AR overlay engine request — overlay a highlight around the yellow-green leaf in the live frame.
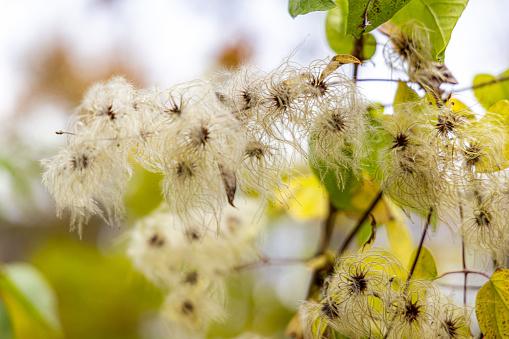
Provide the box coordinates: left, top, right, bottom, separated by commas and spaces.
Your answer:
408, 247, 437, 280
391, 0, 469, 61
487, 100, 509, 126
473, 70, 509, 109
0, 263, 63, 339
125, 164, 164, 217
326, 0, 376, 59
476, 269, 509, 339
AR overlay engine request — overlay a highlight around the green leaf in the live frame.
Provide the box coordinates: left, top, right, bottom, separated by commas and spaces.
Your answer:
0, 298, 13, 339
309, 133, 363, 210
0, 263, 62, 339
476, 269, 509, 339
358, 215, 377, 252
391, 0, 469, 61
409, 247, 437, 280
473, 69, 509, 109
325, 0, 376, 59
310, 157, 361, 211
346, 0, 412, 38
289, 0, 336, 18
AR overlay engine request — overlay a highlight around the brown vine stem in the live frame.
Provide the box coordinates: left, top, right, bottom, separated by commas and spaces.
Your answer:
305, 198, 338, 300
319, 199, 338, 254
435, 270, 491, 280
407, 207, 434, 282
234, 256, 308, 271
453, 75, 509, 93
338, 191, 383, 256
352, 36, 365, 80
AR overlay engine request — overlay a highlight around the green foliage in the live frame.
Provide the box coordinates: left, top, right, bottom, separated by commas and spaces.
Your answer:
0, 295, 13, 339
409, 247, 437, 280
209, 272, 294, 337
391, 0, 469, 61
473, 69, 509, 109
289, 0, 336, 18
476, 269, 509, 339
357, 215, 376, 252
346, 0, 411, 38
31, 239, 163, 339
325, 0, 376, 59
309, 136, 362, 211
363, 104, 392, 179
0, 263, 62, 339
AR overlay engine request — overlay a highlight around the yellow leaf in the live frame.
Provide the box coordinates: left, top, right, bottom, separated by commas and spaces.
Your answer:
285, 313, 304, 339
350, 180, 391, 224
384, 201, 413, 267
408, 247, 437, 280
476, 269, 509, 339
446, 98, 476, 119
287, 174, 328, 220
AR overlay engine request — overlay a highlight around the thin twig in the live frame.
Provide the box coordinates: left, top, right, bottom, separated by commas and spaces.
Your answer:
234, 256, 308, 271
318, 199, 338, 254
355, 78, 402, 83
436, 270, 491, 280
305, 197, 338, 299
338, 191, 383, 255
460, 203, 468, 309
407, 207, 433, 282
436, 282, 485, 290
453, 75, 509, 93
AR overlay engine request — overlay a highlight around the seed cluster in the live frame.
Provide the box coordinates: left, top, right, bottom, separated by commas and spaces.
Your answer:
41, 35, 509, 337
301, 251, 472, 339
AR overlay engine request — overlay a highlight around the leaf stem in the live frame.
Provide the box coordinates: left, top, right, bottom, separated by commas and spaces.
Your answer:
338, 191, 383, 255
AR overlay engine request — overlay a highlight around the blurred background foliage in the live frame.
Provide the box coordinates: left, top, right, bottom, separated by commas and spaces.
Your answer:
0, 2, 317, 337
